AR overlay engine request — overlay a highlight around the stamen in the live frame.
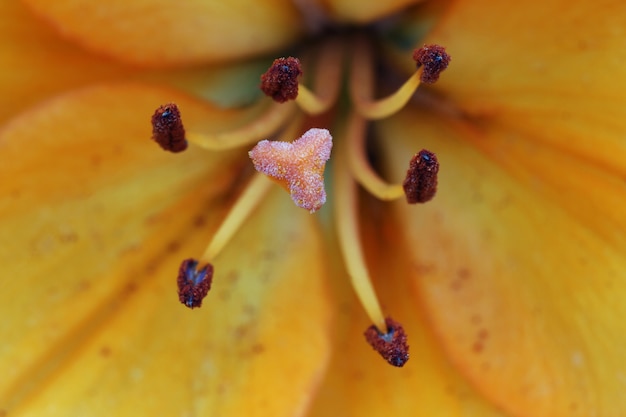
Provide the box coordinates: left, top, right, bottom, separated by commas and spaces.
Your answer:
249, 128, 332, 213
403, 149, 439, 203
349, 37, 422, 120
346, 112, 405, 201
413, 44, 451, 84
177, 259, 213, 309
364, 317, 410, 367
185, 101, 298, 151
350, 39, 451, 120
260, 57, 303, 103
334, 138, 388, 334
259, 42, 343, 116
151, 103, 188, 152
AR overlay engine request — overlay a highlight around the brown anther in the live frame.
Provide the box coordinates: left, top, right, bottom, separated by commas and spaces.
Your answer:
260, 57, 303, 103
403, 149, 439, 204
364, 317, 409, 367
413, 45, 451, 84
177, 258, 213, 309
151, 103, 188, 153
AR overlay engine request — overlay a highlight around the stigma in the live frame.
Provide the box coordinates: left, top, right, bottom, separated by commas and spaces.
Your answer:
249, 128, 332, 213
148, 37, 450, 367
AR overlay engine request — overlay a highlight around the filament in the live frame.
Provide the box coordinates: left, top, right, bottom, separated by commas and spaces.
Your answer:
187, 101, 297, 151
349, 36, 423, 120
334, 135, 388, 334
346, 112, 404, 200
295, 39, 344, 115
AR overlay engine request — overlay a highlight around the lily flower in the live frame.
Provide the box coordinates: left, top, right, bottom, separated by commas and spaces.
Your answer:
1, 0, 626, 416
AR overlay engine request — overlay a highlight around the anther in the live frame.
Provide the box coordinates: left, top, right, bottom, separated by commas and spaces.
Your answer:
403, 149, 439, 204
364, 317, 410, 367
151, 103, 188, 153
413, 45, 451, 84
177, 258, 213, 309
249, 128, 332, 213
260, 57, 303, 103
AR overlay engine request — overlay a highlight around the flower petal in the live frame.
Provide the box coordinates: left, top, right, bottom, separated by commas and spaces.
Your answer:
306, 210, 508, 417
23, 0, 306, 66
424, 0, 626, 176
0, 1, 134, 124
0, 84, 332, 415
0, 2, 268, 124
379, 109, 626, 417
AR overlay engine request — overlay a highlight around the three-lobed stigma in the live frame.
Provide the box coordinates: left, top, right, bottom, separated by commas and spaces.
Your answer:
249, 128, 333, 213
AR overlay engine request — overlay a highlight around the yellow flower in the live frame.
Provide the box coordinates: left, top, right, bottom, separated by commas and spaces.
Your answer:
2, 0, 626, 416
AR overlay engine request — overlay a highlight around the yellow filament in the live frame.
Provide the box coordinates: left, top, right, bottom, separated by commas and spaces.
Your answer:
295, 85, 330, 115
346, 112, 404, 200
186, 101, 297, 151
199, 173, 273, 263
334, 137, 388, 334
198, 118, 303, 263
350, 37, 423, 120
295, 39, 343, 115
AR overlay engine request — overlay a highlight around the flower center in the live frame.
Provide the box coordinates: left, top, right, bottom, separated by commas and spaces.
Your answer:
149, 33, 450, 367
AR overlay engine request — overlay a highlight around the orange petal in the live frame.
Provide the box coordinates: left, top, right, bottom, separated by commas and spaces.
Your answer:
23, 0, 306, 67
0, 84, 332, 415
422, 0, 626, 176
0, 2, 269, 124
320, 0, 425, 23
378, 108, 626, 417
0, 1, 136, 124
307, 206, 509, 417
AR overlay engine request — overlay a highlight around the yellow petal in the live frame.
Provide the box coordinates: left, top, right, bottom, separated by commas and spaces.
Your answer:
424, 0, 626, 176
321, 0, 425, 23
23, 0, 306, 67
0, 84, 332, 415
0, 2, 269, 124
0, 1, 134, 124
378, 108, 626, 417
307, 213, 508, 417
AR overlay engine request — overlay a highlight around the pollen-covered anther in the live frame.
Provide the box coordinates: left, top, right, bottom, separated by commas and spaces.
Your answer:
249, 128, 332, 213
260, 57, 303, 103
403, 149, 439, 204
151, 103, 188, 153
364, 317, 410, 367
413, 44, 451, 84
152, 103, 187, 153
177, 258, 213, 309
